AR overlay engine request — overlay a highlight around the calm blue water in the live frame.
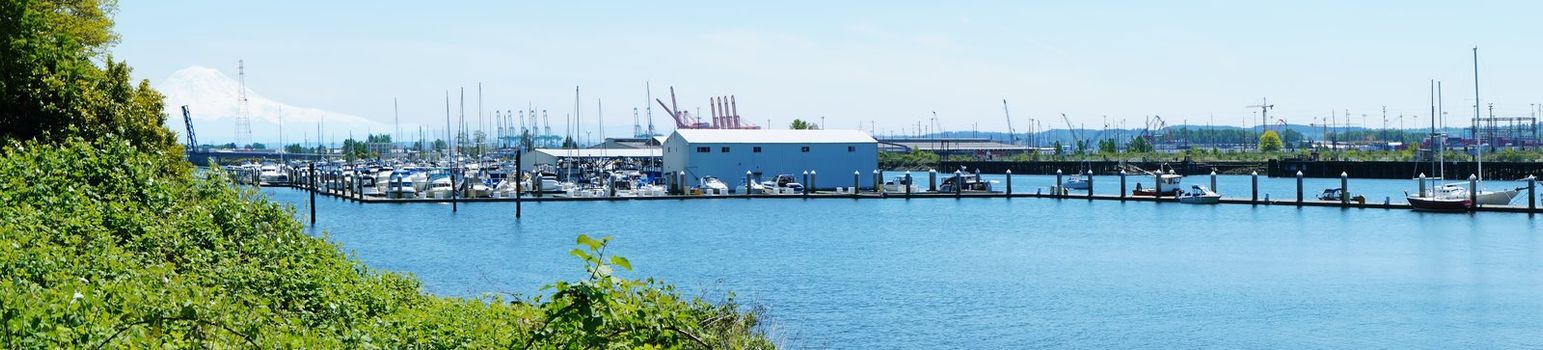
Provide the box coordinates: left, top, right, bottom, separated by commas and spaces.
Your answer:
261, 175, 1543, 349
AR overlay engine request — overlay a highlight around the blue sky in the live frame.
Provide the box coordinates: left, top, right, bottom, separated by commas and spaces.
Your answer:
114, 1, 1543, 142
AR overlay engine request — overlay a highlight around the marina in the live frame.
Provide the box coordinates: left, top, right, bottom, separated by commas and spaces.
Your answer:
247, 160, 1543, 213
258, 186, 1543, 348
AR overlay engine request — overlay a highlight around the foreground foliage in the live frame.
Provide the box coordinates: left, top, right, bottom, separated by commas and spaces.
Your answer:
0, 139, 773, 348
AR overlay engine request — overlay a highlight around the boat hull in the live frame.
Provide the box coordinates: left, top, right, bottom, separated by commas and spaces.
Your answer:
1406, 196, 1472, 212
1178, 196, 1220, 204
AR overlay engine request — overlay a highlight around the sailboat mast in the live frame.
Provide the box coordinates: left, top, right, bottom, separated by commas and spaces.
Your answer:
1430, 80, 1437, 183
1438, 81, 1445, 180
1472, 47, 1482, 183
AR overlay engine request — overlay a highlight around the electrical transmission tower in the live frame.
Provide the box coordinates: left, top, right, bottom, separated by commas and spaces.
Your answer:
235, 60, 253, 148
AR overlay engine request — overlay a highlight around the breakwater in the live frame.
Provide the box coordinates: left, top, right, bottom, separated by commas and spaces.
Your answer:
936, 160, 1263, 175
1267, 160, 1543, 179
931, 160, 1543, 180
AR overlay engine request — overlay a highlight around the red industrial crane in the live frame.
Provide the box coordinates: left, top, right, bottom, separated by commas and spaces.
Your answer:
654, 86, 761, 130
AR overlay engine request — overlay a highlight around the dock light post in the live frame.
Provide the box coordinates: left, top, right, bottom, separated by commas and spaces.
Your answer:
1469, 174, 1478, 209
515, 150, 522, 219
875, 169, 883, 194
810, 170, 817, 195
853, 170, 861, 197
308, 163, 316, 225
1528, 175, 1536, 212
1210, 170, 1218, 194
1340, 172, 1350, 207
802, 171, 809, 197
1251, 171, 1259, 205
1418, 173, 1427, 197
1295, 170, 1304, 206
746, 170, 754, 196
928, 168, 937, 192
954, 170, 963, 198
1119, 170, 1127, 200
1055, 169, 1064, 199
1087, 170, 1095, 199
1005, 169, 1013, 196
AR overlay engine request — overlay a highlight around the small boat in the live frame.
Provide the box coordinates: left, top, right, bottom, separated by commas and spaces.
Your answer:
1063, 175, 1090, 190
358, 173, 383, 197
462, 180, 492, 198
939, 172, 993, 193
1407, 184, 1472, 211
698, 176, 730, 195
424, 175, 455, 199
1131, 174, 1184, 197
258, 164, 289, 186
1177, 185, 1220, 204
385, 173, 417, 199
1316, 188, 1365, 203
1472, 184, 1522, 206
760, 174, 804, 195
882, 175, 920, 193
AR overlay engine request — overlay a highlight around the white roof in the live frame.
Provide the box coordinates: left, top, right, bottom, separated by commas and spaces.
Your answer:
533, 148, 661, 158
671, 129, 877, 144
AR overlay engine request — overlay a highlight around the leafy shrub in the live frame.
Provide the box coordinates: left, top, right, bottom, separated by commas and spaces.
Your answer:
0, 139, 772, 348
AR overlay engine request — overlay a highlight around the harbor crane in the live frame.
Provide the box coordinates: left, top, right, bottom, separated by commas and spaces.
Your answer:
180, 105, 197, 150
1246, 98, 1274, 129
653, 86, 760, 129
1002, 99, 1016, 144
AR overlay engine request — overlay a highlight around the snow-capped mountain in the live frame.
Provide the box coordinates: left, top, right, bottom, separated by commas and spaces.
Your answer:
157, 66, 388, 145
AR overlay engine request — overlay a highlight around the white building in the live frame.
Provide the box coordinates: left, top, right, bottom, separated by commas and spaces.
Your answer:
662, 129, 879, 189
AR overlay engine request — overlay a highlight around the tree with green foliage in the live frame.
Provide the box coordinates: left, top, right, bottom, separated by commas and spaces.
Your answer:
1127, 136, 1154, 153
789, 119, 815, 130
1052, 140, 1065, 156
0, 0, 179, 158
248, 142, 266, 150
1259, 130, 1284, 152
283, 143, 304, 153
1097, 139, 1117, 154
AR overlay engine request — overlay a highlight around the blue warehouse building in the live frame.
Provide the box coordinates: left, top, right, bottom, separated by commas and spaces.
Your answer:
662, 129, 879, 190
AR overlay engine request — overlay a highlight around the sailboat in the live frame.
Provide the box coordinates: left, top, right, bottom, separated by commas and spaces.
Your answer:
1464, 47, 1522, 206
1407, 80, 1471, 211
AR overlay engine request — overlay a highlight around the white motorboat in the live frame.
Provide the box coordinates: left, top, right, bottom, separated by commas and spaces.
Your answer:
939, 172, 993, 193
1177, 185, 1221, 204
463, 180, 493, 198
358, 173, 383, 197
1063, 173, 1090, 190
882, 175, 920, 193
424, 175, 455, 199
258, 164, 289, 186
385, 173, 417, 199
1133, 172, 1184, 197
698, 176, 730, 195
759, 174, 804, 195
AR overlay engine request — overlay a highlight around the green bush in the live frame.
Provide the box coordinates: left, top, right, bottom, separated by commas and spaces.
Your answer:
0, 139, 772, 348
